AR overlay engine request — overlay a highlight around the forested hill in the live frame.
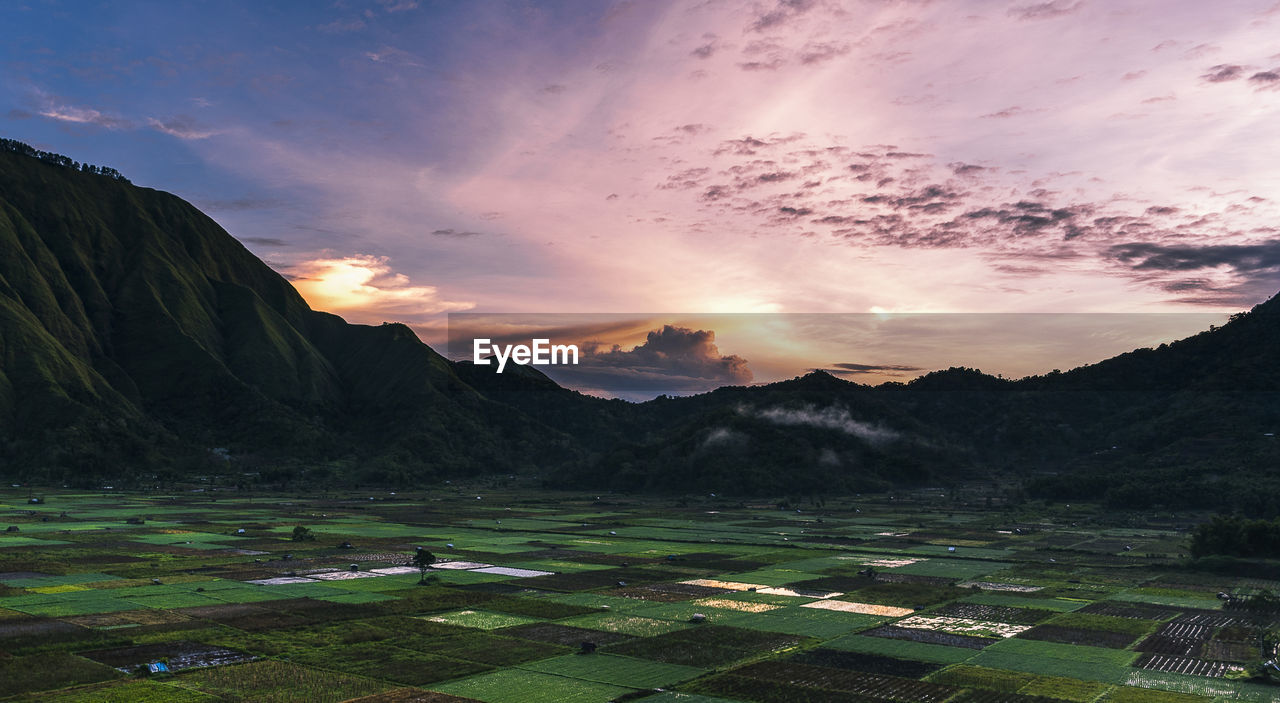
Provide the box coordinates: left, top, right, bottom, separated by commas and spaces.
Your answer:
0, 141, 579, 483
1, 140, 1277, 511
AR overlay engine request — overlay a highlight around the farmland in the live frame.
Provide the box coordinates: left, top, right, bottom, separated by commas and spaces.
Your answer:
2, 484, 1279, 701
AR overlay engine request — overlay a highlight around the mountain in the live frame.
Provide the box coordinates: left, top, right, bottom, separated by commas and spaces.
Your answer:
0, 140, 577, 484
1, 139, 1277, 511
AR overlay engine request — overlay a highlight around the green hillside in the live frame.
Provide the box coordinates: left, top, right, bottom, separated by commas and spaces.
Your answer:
0, 142, 575, 484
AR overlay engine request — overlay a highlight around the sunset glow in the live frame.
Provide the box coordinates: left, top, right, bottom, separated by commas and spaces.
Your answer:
5, 0, 1277, 390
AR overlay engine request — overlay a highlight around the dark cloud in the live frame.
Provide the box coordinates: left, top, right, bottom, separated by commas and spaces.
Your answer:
606, 193, 619, 201
950, 162, 986, 176
1108, 240, 1280, 273
239, 237, 289, 247
981, 106, 1033, 119
542, 325, 752, 394
864, 184, 964, 213
431, 228, 482, 238
799, 42, 851, 65
713, 135, 800, 156
664, 133, 1276, 304
960, 201, 1089, 238
691, 40, 717, 59
1250, 70, 1280, 89
749, 0, 817, 32
739, 59, 785, 72
757, 171, 796, 183
1202, 64, 1244, 82
541, 84, 567, 94
1122, 70, 1147, 81
817, 362, 925, 376
701, 185, 732, 201
7, 109, 33, 120
659, 167, 711, 190
1183, 43, 1220, 60
1007, 1, 1083, 20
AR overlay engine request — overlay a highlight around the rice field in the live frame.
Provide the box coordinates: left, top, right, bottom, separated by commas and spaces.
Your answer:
1, 484, 1277, 702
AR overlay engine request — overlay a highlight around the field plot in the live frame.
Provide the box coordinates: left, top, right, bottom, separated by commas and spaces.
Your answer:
430, 668, 632, 703
864, 623, 1000, 649
2, 487, 1279, 702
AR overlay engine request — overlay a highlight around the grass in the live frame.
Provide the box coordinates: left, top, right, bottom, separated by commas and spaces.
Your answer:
419, 609, 542, 630
429, 668, 633, 703
16, 680, 221, 702
0, 487, 1269, 703
0, 652, 122, 698
172, 660, 391, 702
519, 653, 707, 688
966, 638, 1138, 683
823, 633, 979, 664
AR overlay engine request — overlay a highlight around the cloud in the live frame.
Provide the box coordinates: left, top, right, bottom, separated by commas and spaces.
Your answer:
691, 37, 719, 59
239, 237, 289, 247
950, 162, 986, 176
1007, 1, 1083, 20
746, 404, 899, 444
147, 115, 221, 140
535, 325, 752, 395
364, 46, 424, 67
748, 0, 818, 32
1106, 241, 1280, 305
582, 325, 751, 381
739, 59, 785, 72
816, 362, 925, 377
1107, 240, 1280, 273
981, 106, 1038, 119
1250, 69, 1280, 89
1202, 64, 1244, 82
431, 228, 483, 238
376, 0, 419, 12
287, 255, 474, 322
798, 42, 851, 65
702, 427, 747, 449
37, 102, 132, 129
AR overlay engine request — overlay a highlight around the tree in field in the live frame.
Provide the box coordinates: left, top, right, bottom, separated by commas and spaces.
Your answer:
412, 547, 436, 584
291, 525, 315, 542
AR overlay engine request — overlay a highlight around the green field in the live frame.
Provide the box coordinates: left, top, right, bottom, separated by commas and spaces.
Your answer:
1, 485, 1277, 702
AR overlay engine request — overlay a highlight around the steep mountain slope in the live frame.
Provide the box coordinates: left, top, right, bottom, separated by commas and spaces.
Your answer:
0, 144, 573, 482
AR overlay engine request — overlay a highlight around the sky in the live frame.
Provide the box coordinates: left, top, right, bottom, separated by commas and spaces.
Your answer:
3, 0, 1279, 393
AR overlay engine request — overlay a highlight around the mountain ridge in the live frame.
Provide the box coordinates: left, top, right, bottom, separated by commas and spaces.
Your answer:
1, 140, 1277, 511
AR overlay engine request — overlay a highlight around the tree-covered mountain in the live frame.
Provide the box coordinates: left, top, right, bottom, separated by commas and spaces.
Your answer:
1, 140, 1277, 510
0, 141, 578, 485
